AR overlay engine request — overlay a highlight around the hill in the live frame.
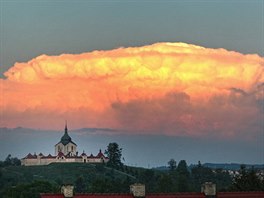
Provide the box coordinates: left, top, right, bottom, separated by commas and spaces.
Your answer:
1, 163, 136, 184
2, 161, 263, 197
0, 163, 140, 197
0, 162, 170, 197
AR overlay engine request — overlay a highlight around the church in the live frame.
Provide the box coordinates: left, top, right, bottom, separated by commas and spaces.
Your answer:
21, 124, 109, 166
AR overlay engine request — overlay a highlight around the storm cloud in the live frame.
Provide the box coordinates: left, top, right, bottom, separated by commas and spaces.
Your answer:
0, 42, 263, 139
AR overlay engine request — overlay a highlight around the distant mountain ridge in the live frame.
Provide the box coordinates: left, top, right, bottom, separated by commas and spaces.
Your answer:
201, 163, 264, 170
154, 163, 264, 171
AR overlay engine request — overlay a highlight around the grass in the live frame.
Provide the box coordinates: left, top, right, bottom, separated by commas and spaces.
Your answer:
1, 163, 137, 186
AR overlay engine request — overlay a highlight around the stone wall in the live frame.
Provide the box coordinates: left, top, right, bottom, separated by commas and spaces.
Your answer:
21, 155, 108, 166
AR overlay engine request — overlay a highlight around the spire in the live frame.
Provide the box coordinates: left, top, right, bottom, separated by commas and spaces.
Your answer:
60, 121, 72, 145
65, 120, 68, 133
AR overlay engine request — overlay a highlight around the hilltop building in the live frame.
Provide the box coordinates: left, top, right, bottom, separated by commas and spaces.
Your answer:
55, 124, 77, 156
21, 124, 108, 166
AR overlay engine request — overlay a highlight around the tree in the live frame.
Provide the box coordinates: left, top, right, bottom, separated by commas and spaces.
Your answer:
191, 162, 214, 191
158, 174, 174, 192
168, 159, 177, 171
176, 160, 190, 192
75, 176, 86, 193
231, 165, 263, 191
177, 160, 189, 177
3, 154, 21, 166
105, 142, 123, 169
4, 154, 12, 166
139, 169, 157, 193
89, 178, 117, 193
2, 180, 58, 198
11, 157, 21, 166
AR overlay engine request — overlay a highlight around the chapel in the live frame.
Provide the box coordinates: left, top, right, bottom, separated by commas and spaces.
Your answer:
21, 123, 108, 166
55, 123, 77, 156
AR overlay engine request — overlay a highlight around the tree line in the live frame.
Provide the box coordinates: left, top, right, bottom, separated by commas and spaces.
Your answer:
0, 154, 21, 167
0, 143, 263, 197
92, 143, 264, 193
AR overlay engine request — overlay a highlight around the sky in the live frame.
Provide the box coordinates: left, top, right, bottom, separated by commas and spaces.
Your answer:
0, 0, 263, 166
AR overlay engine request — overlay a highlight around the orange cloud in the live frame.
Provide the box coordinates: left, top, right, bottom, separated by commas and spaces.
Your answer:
1, 42, 263, 138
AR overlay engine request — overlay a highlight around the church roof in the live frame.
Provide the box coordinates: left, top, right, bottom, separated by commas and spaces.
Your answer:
23, 153, 37, 159
23, 153, 57, 159
96, 149, 106, 158
56, 123, 77, 146
57, 152, 65, 158
88, 154, 95, 159
42, 154, 56, 159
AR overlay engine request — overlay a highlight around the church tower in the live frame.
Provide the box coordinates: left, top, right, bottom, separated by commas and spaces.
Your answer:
55, 122, 77, 156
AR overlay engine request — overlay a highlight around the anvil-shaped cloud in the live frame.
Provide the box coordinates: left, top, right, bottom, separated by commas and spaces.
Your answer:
1, 42, 263, 139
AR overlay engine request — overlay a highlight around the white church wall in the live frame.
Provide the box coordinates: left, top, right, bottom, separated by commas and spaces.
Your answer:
65, 142, 77, 156
55, 143, 64, 156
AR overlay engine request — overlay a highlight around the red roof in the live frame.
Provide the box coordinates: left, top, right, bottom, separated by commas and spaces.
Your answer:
217, 192, 264, 198
74, 194, 134, 198
40, 193, 204, 198
40, 193, 64, 198
40, 192, 264, 198
146, 193, 205, 198
40, 194, 133, 198
88, 154, 95, 159
96, 149, 106, 158
24, 153, 37, 159
57, 152, 65, 157
42, 154, 56, 159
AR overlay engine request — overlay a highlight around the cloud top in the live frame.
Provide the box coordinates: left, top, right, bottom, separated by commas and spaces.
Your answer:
1, 42, 263, 139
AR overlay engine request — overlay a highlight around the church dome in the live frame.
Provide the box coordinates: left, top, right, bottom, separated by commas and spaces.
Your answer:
61, 130, 71, 145
59, 123, 76, 146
